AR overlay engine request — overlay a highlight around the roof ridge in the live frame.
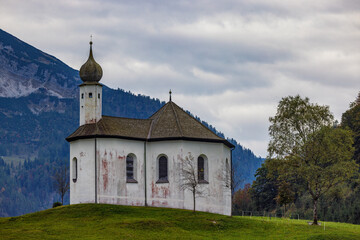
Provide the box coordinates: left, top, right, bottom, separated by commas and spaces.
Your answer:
148, 102, 166, 119
171, 102, 224, 140
169, 101, 183, 136
147, 103, 168, 139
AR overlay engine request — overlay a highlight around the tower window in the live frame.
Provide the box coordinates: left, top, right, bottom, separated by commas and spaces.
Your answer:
89, 93, 93, 98
98, 93, 100, 99
81, 93, 84, 99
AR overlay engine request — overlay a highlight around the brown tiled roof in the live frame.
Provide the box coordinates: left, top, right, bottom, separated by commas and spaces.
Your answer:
66, 101, 234, 148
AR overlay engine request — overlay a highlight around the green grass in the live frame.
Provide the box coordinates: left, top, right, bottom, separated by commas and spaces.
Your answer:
1, 204, 359, 240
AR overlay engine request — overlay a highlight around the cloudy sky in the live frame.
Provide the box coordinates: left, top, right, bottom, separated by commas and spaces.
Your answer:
1, 0, 359, 157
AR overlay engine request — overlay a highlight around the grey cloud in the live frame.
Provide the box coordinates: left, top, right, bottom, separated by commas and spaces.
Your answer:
0, 0, 359, 156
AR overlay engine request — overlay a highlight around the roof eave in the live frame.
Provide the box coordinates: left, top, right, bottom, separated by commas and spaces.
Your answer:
67, 134, 234, 148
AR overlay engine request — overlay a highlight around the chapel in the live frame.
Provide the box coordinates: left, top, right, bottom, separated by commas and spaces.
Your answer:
66, 41, 234, 215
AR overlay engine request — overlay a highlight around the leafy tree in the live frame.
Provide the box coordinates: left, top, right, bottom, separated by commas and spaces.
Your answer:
275, 180, 294, 215
250, 162, 278, 212
341, 96, 360, 165
268, 95, 333, 158
233, 183, 252, 213
268, 95, 358, 225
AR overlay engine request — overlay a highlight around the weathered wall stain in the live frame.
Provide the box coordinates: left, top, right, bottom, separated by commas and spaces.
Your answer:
102, 158, 108, 191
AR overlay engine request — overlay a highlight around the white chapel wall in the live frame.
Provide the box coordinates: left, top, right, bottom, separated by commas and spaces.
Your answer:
146, 140, 232, 215
96, 138, 146, 206
70, 138, 96, 204
70, 137, 231, 215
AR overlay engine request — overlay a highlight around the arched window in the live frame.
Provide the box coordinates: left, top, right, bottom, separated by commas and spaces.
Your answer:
198, 155, 208, 183
157, 155, 168, 183
198, 156, 205, 180
72, 157, 77, 183
126, 154, 137, 183
89, 92, 93, 98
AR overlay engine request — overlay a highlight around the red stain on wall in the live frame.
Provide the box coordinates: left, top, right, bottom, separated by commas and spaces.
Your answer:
151, 182, 170, 199
151, 182, 157, 197
151, 200, 160, 206
102, 158, 108, 190
162, 187, 169, 198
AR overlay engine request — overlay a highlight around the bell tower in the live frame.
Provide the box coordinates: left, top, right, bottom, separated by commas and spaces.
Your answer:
79, 40, 103, 126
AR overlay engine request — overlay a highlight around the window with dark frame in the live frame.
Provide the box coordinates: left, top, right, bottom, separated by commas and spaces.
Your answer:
98, 93, 100, 99
158, 156, 168, 181
81, 93, 84, 99
89, 92, 93, 98
126, 155, 134, 180
198, 156, 205, 181
72, 158, 77, 183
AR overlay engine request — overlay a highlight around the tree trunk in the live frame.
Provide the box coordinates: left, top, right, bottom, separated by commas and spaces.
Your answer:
313, 198, 318, 225
193, 189, 196, 212
61, 194, 64, 205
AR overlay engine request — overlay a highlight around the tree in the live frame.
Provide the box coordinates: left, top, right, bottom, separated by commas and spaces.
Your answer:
268, 95, 333, 158
275, 180, 294, 215
233, 183, 252, 213
180, 153, 203, 212
250, 162, 278, 212
53, 166, 70, 205
268, 95, 358, 225
341, 97, 360, 165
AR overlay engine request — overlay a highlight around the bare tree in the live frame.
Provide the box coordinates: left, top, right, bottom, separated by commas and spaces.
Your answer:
53, 166, 70, 205
180, 153, 203, 212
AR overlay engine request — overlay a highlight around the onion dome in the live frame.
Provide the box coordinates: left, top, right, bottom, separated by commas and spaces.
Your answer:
79, 41, 103, 82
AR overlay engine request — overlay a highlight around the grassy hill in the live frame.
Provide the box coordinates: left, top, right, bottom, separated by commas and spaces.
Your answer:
1, 204, 360, 240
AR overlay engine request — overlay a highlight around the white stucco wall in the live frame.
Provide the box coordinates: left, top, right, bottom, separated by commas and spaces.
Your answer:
70, 138, 232, 215
79, 84, 102, 125
146, 140, 231, 215
96, 138, 146, 206
70, 139, 96, 204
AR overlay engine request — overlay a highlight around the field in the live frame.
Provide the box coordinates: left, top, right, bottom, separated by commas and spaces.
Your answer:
1, 204, 359, 240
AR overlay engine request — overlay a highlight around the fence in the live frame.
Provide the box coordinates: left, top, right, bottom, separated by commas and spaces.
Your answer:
238, 211, 300, 220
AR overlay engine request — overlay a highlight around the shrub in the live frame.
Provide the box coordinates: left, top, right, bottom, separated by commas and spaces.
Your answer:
52, 202, 62, 208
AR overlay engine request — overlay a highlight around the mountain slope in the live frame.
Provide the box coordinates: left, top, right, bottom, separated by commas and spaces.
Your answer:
0, 29, 79, 98
0, 29, 263, 217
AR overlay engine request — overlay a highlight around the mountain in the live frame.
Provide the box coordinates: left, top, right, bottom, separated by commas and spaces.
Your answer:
0, 29, 79, 98
0, 29, 263, 217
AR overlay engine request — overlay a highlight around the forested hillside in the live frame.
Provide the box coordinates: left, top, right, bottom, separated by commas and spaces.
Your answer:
0, 29, 263, 217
